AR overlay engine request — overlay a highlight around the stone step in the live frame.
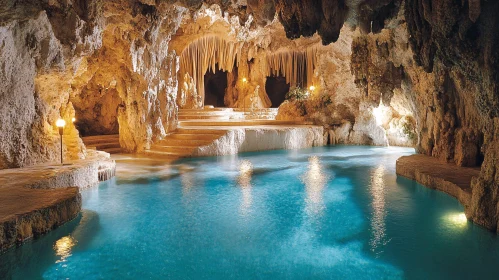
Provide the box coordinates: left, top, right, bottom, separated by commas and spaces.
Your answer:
232, 108, 278, 112
167, 133, 223, 141
179, 107, 233, 112
158, 139, 213, 146
82, 136, 120, 145
178, 110, 235, 115
178, 115, 234, 120
82, 134, 122, 154
150, 145, 197, 154
144, 150, 185, 158
104, 147, 123, 154
175, 128, 228, 134
82, 134, 119, 140
87, 142, 121, 150
179, 120, 312, 126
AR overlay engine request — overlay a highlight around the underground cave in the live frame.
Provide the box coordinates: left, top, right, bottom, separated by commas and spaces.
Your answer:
1, 0, 499, 279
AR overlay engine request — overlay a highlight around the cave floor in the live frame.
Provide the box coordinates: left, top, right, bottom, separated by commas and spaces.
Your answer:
396, 154, 480, 209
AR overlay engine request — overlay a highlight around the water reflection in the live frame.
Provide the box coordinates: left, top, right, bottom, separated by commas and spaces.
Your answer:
54, 236, 77, 263
179, 164, 196, 194
302, 156, 328, 218
369, 165, 387, 253
238, 160, 253, 215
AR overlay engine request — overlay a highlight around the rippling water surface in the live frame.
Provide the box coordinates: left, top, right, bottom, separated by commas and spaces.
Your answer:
2, 146, 499, 279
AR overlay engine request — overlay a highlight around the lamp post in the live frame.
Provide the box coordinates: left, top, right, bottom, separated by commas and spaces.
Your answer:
56, 119, 66, 165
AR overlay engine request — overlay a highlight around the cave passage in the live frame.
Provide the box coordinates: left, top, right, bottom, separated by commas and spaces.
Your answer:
204, 66, 228, 107
265, 75, 290, 108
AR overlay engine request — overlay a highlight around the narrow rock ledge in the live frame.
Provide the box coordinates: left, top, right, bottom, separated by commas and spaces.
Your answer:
396, 154, 480, 216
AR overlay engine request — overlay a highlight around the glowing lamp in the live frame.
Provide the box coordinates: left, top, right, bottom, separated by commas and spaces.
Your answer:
242, 77, 248, 83
72, 117, 76, 123
56, 118, 66, 165
56, 119, 66, 128
309, 85, 316, 91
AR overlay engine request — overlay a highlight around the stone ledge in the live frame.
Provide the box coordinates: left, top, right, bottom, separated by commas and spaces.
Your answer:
396, 154, 480, 212
0, 151, 115, 252
0, 187, 81, 252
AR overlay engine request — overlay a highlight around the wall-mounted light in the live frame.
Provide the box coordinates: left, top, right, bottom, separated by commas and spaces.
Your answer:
56, 119, 66, 165
72, 117, 76, 123
309, 85, 316, 92
242, 77, 248, 83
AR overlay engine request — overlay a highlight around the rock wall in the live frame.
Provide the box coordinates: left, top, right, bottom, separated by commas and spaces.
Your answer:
1, 0, 185, 168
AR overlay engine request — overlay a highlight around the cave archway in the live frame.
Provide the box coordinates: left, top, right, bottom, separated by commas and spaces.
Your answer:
265, 75, 290, 108
204, 66, 228, 107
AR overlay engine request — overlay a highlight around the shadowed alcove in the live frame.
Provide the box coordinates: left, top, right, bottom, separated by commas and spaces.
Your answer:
265, 75, 290, 108
204, 65, 228, 107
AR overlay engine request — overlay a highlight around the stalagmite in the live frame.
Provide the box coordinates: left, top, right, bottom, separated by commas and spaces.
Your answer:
265, 48, 317, 88
178, 36, 243, 103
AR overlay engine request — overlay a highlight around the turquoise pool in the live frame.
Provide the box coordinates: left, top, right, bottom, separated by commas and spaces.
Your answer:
2, 146, 499, 279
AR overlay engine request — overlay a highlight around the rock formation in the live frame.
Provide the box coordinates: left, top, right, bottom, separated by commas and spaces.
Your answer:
2, 0, 499, 231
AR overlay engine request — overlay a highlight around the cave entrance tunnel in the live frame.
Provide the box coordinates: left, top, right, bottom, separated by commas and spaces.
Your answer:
265, 75, 291, 108
204, 65, 229, 107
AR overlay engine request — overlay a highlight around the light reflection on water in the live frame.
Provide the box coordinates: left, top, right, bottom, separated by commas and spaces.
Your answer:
369, 165, 388, 254
54, 236, 76, 263
238, 160, 253, 215
179, 165, 196, 194
302, 155, 329, 219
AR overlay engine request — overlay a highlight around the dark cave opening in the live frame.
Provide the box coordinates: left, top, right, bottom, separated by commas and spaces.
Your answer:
204, 65, 228, 107
265, 75, 290, 108
476, 133, 485, 167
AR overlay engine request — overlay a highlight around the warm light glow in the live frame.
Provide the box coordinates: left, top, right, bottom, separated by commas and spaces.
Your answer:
72, 117, 76, 123
56, 119, 66, 128
242, 77, 248, 83
445, 212, 468, 227
372, 100, 390, 126
369, 165, 387, 252
302, 156, 328, 218
238, 160, 253, 215
238, 160, 253, 186
54, 236, 76, 263
309, 85, 316, 91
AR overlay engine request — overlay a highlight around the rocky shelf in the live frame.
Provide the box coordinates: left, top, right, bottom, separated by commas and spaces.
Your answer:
0, 151, 115, 251
396, 154, 480, 215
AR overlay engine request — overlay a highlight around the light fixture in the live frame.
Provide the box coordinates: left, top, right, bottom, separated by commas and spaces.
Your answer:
242, 77, 248, 83
72, 117, 76, 123
56, 119, 66, 165
309, 85, 316, 91
56, 119, 66, 128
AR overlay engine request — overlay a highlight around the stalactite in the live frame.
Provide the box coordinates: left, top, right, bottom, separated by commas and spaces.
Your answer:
265, 48, 318, 88
178, 36, 243, 102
